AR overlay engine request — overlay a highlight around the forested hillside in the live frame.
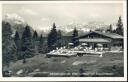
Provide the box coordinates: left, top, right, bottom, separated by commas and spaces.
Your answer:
2, 20, 72, 68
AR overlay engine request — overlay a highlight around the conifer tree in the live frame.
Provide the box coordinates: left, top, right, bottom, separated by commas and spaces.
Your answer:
2, 21, 17, 66
56, 30, 62, 48
33, 30, 39, 53
107, 24, 113, 33
38, 34, 47, 53
47, 23, 58, 51
72, 28, 79, 47
33, 30, 38, 41
21, 25, 34, 63
14, 31, 21, 59
109, 24, 112, 33
39, 34, 44, 45
115, 16, 123, 35
14, 31, 20, 43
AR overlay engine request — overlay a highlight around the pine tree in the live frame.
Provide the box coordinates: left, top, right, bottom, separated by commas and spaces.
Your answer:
107, 24, 113, 33
47, 23, 58, 51
115, 16, 123, 35
39, 34, 43, 43
14, 31, 21, 59
14, 31, 20, 43
2, 21, 17, 66
33, 30, 39, 53
38, 34, 48, 53
109, 24, 112, 33
72, 28, 79, 47
21, 25, 35, 63
57, 30, 62, 48
33, 30, 38, 41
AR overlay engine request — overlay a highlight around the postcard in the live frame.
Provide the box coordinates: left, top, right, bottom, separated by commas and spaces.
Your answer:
0, 0, 127, 81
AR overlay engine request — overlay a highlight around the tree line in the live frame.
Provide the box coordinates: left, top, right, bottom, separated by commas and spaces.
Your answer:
103, 16, 124, 35
2, 21, 75, 66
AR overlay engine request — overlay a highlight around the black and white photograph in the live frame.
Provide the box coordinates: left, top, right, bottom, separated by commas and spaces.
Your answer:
0, 0, 127, 81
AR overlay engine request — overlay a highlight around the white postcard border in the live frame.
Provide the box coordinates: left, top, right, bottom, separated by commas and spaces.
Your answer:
0, 0, 127, 81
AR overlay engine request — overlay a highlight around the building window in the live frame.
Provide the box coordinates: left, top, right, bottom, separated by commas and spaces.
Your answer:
90, 36, 93, 38
113, 43, 121, 47
103, 44, 108, 48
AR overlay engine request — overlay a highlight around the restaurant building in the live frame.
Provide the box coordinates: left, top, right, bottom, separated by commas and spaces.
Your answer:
79, 31, 123, 50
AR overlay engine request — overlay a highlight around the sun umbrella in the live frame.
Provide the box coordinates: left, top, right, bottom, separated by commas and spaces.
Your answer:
68, 43, 73, 45
81, 43, 88, 46
97, 43, 103, 47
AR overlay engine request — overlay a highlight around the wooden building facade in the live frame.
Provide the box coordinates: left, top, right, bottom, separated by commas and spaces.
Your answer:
79, 31, 123, 50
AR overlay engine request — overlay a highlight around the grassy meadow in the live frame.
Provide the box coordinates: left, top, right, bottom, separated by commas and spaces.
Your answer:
8, 52, 124, 77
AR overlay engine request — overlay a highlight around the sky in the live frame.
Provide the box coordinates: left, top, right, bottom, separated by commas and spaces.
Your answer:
2, 3, 123, 30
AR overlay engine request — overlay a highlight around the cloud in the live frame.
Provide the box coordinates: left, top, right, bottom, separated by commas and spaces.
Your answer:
4, 13, 25, 24
20, 7, 39, 16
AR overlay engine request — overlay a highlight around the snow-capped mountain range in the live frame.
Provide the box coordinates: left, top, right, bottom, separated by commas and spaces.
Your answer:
3, 14, 117, 37
3, 14, 33, 38
4, 13, 27, 27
